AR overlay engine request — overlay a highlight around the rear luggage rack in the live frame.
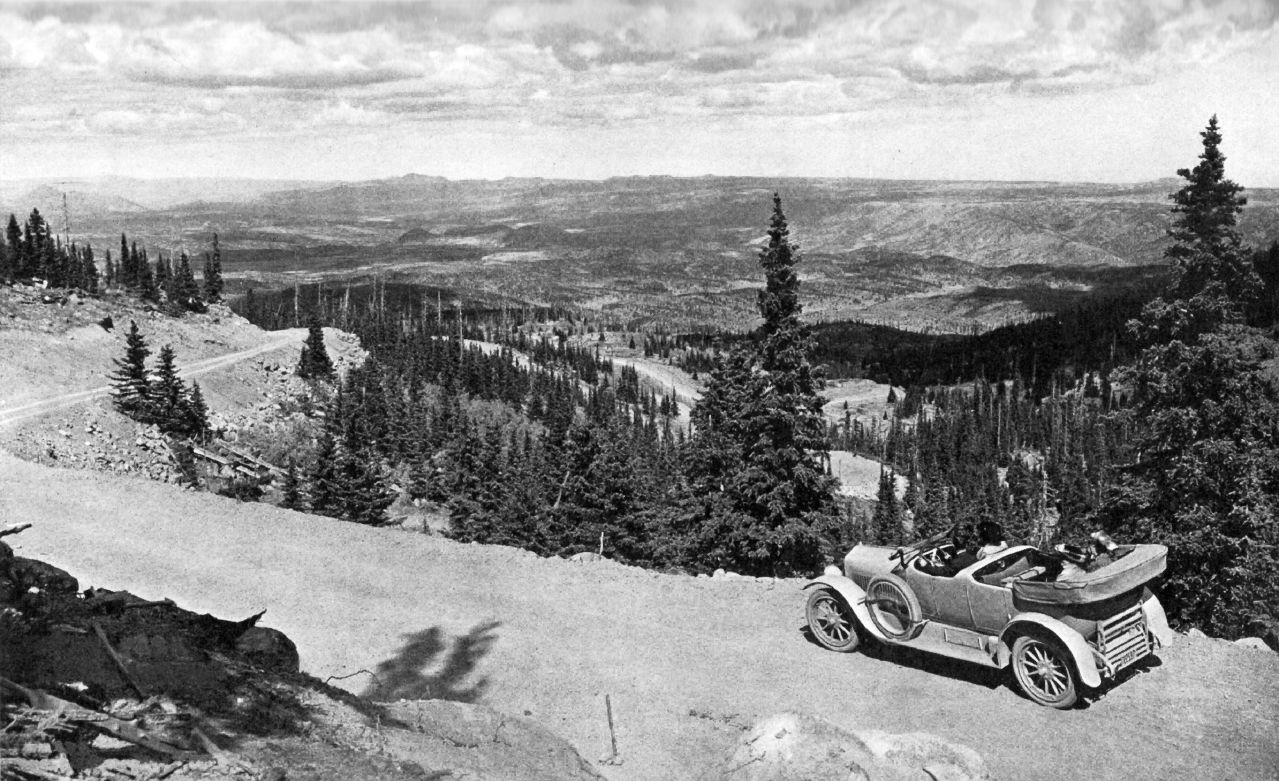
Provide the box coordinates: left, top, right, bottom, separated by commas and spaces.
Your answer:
1094, 604, 1151, 676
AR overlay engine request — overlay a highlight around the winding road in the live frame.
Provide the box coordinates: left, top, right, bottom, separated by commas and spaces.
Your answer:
0, 332, 301, 428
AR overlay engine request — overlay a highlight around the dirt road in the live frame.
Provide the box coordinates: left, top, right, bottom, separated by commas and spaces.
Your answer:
4, 452, 1276, 781
0, 332, 301, 428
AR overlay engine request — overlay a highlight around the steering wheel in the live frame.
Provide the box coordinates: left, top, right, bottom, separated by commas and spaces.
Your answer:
928, 547, 951, 566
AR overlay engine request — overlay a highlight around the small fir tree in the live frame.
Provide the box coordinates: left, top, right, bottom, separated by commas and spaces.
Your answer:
109, 321, 151, 416
150, 344, 188, 431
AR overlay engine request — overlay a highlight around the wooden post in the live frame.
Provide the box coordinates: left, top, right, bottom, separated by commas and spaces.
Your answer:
604, 694, 618, 763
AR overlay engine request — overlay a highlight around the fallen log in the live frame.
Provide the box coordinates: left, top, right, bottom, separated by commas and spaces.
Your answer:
0, 523, 32, 538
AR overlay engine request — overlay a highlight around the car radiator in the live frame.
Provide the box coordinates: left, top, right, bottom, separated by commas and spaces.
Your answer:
1093, 604, 1151, 675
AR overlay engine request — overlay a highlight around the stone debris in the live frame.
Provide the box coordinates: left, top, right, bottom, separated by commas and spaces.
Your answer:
0, 526, 300, 781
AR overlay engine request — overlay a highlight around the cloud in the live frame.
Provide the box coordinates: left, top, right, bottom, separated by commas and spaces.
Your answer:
0, 0, 1275, 175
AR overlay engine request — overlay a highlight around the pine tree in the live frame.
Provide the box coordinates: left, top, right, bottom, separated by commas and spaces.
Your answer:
109, 321, 152, 417
154, 252, 172, 300
5, 215, 21, 281
184, 382, 211, 440
203, 233, 224, 302
120, 235, 133, 288
138, 251, 157, 301
0, 223, 11, 285
150, 344, 188, 432
1097, 117, 1279, 637
1141, 115, 1260, 342
297, 312, 336, 379
308, 431, 341, 516
681, 195, 837, 575
173, 252, 203, 311
281, 459, 305, 510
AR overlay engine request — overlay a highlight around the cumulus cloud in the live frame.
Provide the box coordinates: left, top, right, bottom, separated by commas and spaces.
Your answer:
0, 0, 1274, 177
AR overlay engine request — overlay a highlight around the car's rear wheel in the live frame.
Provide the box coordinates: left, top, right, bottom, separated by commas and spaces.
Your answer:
865, 573, 923, 641
1011, 634, 1079, 709
805, 588, 860, 652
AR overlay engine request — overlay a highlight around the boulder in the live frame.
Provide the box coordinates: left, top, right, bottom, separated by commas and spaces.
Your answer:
1244, 617, 1279, 653
8, 557, 78, 596
1234, 637, 1272, 651
235, 627, 300, 673
722, 713, 992, 781
384, 699, 604, 781
570, 552, 605, 563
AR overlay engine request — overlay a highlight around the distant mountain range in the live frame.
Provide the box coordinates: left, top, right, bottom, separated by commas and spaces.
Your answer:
3, 174, 1276, 331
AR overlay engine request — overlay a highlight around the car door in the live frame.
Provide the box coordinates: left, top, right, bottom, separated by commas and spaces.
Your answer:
964, 559, 1018, 634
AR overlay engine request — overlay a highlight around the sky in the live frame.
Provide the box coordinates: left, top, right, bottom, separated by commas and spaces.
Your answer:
1, 0, 1277, 185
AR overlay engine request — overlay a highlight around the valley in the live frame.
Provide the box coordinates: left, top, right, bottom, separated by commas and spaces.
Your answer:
10, 175, 1277, 332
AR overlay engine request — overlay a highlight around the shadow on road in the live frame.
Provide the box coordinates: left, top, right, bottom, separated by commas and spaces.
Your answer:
799, 624, 1003, 690
362, 620, 501, 703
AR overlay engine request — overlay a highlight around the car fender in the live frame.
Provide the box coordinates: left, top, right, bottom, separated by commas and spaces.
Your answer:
1141, 591, 1175, 648
803, 575, 888, 642
1002, 612, 1102, 689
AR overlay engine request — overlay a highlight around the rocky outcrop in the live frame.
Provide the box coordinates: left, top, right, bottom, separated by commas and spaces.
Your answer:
381, 699, 606, 781
720, 713, 992, 781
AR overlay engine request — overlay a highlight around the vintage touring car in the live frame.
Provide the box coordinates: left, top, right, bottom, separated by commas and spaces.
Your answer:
803, 529, 1173, 708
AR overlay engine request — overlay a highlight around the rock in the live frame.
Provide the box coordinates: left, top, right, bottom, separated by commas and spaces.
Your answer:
570, 552, 605, 563
236, 626, 301, 673
1187, 628, 1209, 639
1235, 637, 1272, 651
713, 568, 726, 579
723, 714, 992, 781
399, 517, 426, 533
384, 700, 605, 780
859, 730, 993, 780
1244, 617, 1279, 653
723, 713, 873, 781
8, 557, 78, 596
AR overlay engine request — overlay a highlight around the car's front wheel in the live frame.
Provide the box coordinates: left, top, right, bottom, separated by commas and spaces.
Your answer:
1010, 634, 1080, 708
805, 588, 860, 652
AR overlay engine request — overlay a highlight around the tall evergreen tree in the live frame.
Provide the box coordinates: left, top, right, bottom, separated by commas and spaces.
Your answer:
203, 233, 224, 302
1097, 117, 1279, 637
109, 321, 151, 416
297, 312, 336, 379
5, 214, 21, 281
150, 344, 188, 431
120, 235, 133, 288
682, 195, 837, 575
155, 252, 172, 299
280, 459, 305, 510
184, 381, 211, 441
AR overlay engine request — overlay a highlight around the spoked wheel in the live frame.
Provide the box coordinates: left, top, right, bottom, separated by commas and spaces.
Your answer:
1011, 635, 1080, 709
865, 574, 923, 641
805, 588, 860, 652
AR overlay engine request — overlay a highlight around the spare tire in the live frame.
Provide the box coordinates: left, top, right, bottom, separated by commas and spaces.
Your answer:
866, 573, 924, 640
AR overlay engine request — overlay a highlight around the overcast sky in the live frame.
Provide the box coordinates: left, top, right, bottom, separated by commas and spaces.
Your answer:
2, 0, 1277, 185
